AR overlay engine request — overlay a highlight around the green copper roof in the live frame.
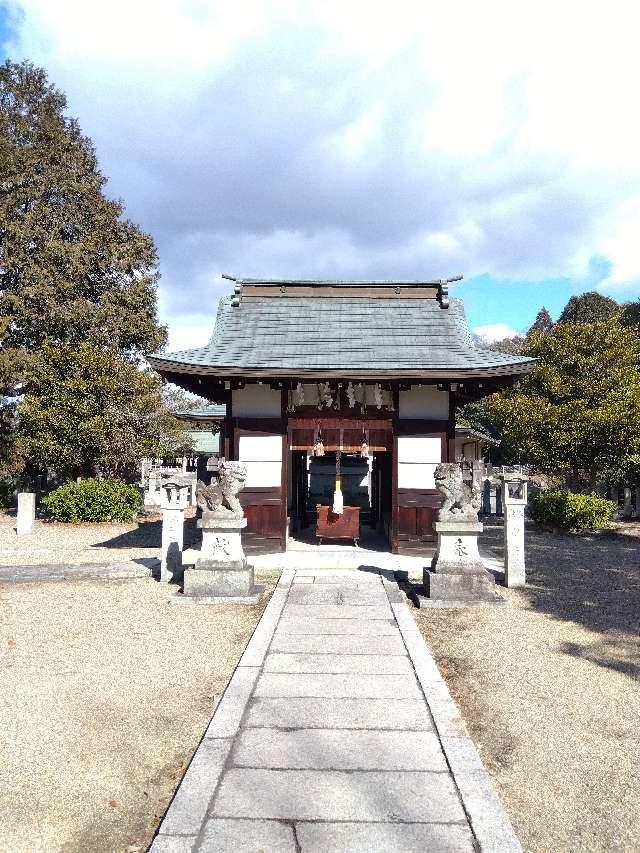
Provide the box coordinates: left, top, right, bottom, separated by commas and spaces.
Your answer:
175, 404, 226, 420
150, 290, 535, 380
186, 428, 221, 454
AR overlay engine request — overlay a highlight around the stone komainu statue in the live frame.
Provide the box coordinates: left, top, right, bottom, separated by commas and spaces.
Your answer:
196, 460, 247, 518
433, 462, 481, 520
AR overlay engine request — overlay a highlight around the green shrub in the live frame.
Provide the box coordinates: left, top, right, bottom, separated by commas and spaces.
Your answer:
529, 489, 615, 532
42, 478, 141, 523
0, 480, 15, 508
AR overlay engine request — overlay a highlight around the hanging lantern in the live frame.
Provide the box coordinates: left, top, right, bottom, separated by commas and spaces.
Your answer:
361, 429, 369, 458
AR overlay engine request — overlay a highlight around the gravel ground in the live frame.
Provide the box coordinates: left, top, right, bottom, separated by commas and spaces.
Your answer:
0, 576, 275, 853
0, 510, 202, 567
413, 519, 640, 853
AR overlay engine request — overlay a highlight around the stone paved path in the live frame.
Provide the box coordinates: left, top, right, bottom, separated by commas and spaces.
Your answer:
150, 569, 521, 853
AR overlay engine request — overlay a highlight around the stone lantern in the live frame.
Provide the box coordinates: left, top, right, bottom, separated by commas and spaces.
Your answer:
495, 470, 528, 587
160, 475, 192, 582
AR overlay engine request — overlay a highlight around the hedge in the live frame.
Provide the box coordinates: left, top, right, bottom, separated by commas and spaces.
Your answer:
42, 478, 141, 523
0, 480, 14, 508
529, 489, 615, 532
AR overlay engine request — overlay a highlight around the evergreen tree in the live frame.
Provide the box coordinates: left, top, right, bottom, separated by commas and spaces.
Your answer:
466, 321, 640, 491
528, 306, 553, 335
620, 299, 640, 329
17, 343, 194, 479
0, 60, 166, 355
558, 292, 620, 325
0, 60, 182, 479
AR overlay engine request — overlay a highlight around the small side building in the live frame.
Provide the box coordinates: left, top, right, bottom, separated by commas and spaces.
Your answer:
453, 425, 499, 464
174, 404, 225, 480
150, 277, 534, 554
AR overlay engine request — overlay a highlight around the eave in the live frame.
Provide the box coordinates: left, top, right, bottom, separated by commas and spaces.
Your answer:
149, 356, 536, 382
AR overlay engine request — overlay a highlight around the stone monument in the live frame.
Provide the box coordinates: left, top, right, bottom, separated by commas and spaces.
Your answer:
181, 459, 262, 604
419, 463, 501, 605
160, 476, 192, 582
496, 470, 528, 587
16, 492, 35, 536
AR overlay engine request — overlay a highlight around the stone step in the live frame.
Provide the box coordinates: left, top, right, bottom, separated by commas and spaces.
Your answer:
269, 633, 407, 655
232, 728, 448, 771
245, 697, 434, 730
253, 672, 422, 700
263, 652, 412, 674
212, 768, 466, 823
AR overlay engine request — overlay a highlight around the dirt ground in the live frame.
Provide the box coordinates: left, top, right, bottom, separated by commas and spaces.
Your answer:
0, 576, 274, 853
0, 509, 202, 567
414, 520, 640, 853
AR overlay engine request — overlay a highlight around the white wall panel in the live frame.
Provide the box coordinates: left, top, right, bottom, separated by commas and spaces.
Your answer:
398, 462, 438, 490
399, 385, 449, 420
397, 434, 442, 490
397, 435, 442, 464
238, 434, 282, 462
243, 461, 282, 488
232, 384, 281, 417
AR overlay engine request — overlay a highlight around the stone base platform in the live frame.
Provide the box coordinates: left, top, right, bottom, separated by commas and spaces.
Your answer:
171, 585, 264, 606
179, 558, 263, 605
420, 518, 504, 607
414, 590, 505, 609
424, 566, 502, 602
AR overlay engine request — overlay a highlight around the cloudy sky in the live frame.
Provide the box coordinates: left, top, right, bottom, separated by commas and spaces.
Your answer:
2, 1, 640, 349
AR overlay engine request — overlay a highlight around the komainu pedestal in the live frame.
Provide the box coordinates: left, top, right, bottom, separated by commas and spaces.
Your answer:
181, 461, 263, 604
423, 520, 499, 602
419, 463, 502, 606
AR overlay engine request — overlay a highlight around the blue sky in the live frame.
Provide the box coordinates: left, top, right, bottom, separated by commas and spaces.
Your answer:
2, 1, 640, 348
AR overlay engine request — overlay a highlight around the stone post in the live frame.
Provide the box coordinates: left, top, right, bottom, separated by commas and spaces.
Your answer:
482, 479, 491, 516
496, 471, 528, 588
472, 460, 485, 493
144, 468, 159, 507
495, 483, 503, 516
16, 492, 36, 536
488, 482, 497, 515
160, 476, 192, 583
622, 487, 633, 520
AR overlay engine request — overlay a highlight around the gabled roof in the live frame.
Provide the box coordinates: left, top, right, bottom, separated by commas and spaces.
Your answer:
150, 279, 535, 380
186, 428, 221, 454
455, 425, 500, 446
175, 404, 226, 420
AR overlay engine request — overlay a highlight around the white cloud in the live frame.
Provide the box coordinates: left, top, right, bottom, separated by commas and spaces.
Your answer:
165, 322, 212, 354
474, 323, 520, 345
4, 0, 640, 338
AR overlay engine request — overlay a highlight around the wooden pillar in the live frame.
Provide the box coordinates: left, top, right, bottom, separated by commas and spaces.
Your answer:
447, 387, 456, 462
224, 391, 233, 460
281, 390, 289, 550
391, 387, 399, 554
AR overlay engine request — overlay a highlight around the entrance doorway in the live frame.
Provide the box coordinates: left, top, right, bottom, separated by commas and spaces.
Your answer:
288, 448, 393, 550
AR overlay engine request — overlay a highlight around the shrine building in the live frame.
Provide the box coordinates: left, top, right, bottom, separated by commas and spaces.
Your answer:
149, 277, 534, 555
